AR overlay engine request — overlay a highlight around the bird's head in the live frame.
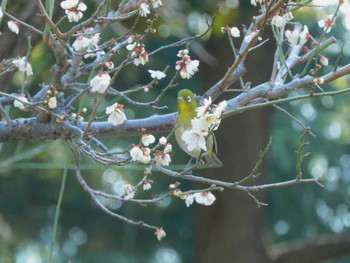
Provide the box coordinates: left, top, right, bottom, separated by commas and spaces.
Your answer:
177, 89, 197, 122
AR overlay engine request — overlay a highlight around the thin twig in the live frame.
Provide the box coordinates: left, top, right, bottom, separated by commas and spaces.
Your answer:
0, 103, 12, 125
273, 104, 315, 137
247, 191, 268, 208
34, 0, 65, 39
3, 10, 43, 35
70, 145, 160, 230
239, 137, 272, 185
296, 128, 312, 180
151, 162, 322, 192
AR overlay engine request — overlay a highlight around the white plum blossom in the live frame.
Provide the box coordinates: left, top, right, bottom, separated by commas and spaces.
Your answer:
196, 97, 212, 117
127, 42, 148, 66
8, 20, 19, 34
320, 56, 329, 66
159, 136, 167, 145
89, 31, 100, 47
126, 34, 136, 47
0, 7, 3, 19
141, 133, 156, 146
130, 145, 143, 161
106, 103, 127, 125
12, 57, 33, 76
194, 114, 220, 132
129, 145, 150, 164
284, 11, 293, 21
140, 148, 151, 164
214, 100, 227, 117
251, 0, 264, 6
105, 61, 114, 70
193, 97, 226, 131
155, 228, 166, 241
318, 15, 335, 33
154, 140, 172, 165
176, 60, 199, 79
48, 97, 57, 109
72, 36, 92, 52
285, 29, 299, 46
139, 3, 150, 17
271, 15, 286, 28
314, 77, 324, 85
285, 25, 309, 46
193, 191, 216, 206
61, 0, 80, 10
185, 194, 194, 207
175, 49, 199, 79
299, 25, 310, 45
126, 42, 137, 52
123, 183, 135, 199
90, 72, 111, 93
60, 0, 87, 22
148, 70, 166, 80
181, 129, 207, 152
182, 99, 226, 154
150, 0, 162, 8
230, 27, 240, 38
154, 152, 171, 166
164, 143, 172, 154
14, 95, 29, 110
72, 33, 103, 58
271, 12, 293, 28
84, 34, 104, 58
143, 180, 152, 190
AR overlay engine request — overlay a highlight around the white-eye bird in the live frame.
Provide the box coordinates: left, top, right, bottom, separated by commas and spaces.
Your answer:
175, 89, 221, 166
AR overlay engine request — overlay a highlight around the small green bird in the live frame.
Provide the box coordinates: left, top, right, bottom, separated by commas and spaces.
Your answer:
175, 89, 221, 167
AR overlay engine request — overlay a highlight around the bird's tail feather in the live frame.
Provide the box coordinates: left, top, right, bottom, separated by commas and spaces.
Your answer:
203, 153, 222, 168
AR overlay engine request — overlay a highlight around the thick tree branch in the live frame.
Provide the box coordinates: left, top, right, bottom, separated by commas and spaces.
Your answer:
1, 63, 349, 142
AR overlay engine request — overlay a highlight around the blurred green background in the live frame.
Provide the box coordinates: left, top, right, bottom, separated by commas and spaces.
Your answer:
1, 0, 350, 262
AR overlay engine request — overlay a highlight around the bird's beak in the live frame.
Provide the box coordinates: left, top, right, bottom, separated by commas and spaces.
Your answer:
177, 97, 184, 102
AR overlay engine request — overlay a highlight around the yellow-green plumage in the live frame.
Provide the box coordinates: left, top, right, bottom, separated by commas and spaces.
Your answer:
175, 89, 221, 166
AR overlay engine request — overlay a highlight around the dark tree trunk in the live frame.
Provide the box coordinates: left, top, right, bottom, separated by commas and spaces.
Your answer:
195, 110, 270, 263
194, 7, 274, 262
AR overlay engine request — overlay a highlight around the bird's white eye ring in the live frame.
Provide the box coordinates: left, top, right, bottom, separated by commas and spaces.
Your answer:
186, 96, 191, 102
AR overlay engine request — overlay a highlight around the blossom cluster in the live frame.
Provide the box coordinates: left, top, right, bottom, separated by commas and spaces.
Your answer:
170, 184, 216, 207
106, 103, 127, 126
14, 94, 29, 110
318, 15, 335, 33
184, 191, 216, 206
60, 0, 87, 22
251, 0, 264, 6
181, 97, 227, 153
129, 135, 173, 166
127, 36, 149, 66
175, 49, 199, 79
139, 0, 163, 17
90, 72, 111, 93
271, 11, 293, 28
72, 28, 104, 58
285, 25, 310, 46
12, 57, 33, 76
